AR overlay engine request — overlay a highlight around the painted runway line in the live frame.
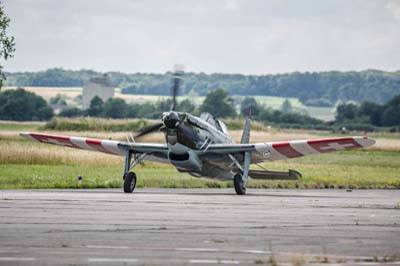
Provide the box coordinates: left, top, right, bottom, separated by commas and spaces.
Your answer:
0, 257, 36, 261
189, 259, 240, 264
86, 245, 130, 249
85, 245, 389, 262
88, 258, 138, 263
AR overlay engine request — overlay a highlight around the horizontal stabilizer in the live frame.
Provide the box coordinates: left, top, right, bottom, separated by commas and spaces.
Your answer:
249, 169, 301, 180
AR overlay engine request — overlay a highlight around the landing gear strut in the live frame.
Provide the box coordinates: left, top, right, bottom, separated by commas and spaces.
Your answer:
123, 150, 146, 193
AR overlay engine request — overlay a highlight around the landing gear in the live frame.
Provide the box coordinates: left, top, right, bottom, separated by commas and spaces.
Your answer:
123, 150, 146, 194
123, 172, 137, 193
230, 151, 251, 195
234, 174, 246, 195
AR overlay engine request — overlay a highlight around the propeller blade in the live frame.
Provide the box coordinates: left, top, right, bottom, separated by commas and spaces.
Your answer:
170, 68, 183, 111
134, 123, 163, 138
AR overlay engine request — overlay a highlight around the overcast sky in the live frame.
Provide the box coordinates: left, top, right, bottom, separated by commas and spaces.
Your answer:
3, 0, 400, 74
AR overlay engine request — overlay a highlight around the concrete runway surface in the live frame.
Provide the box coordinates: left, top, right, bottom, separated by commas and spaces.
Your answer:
0, 189, 399, 265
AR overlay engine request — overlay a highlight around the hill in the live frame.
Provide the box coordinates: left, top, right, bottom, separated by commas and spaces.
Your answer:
5, 68, 400, 106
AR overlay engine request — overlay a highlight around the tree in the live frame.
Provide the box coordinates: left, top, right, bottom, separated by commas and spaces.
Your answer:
179, 99, 195, 113
335, 103, 358, 122
0, 2, 15, 89
103, 98, 128, 118
86, 96, 104, 116
199, 88, 236, 118
0, 88, 53, 121
59, 107, 83, 117
240, 97, 260, 117
136, 102, 157, 119
155, 98, 173, 113
4, 68, 400, 105
358, 101, 382, 126
381, 94, 400, 126
49, 94, 67, 106
381, 106, 400, 126
280, 98, 293, 113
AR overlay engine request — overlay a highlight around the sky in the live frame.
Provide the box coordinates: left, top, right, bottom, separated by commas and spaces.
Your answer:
2, 0, 400, 74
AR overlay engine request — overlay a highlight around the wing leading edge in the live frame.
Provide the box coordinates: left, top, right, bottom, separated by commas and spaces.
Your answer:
20, 132, 168, 157
204, 136, 375, 161
21, 133, 375, 163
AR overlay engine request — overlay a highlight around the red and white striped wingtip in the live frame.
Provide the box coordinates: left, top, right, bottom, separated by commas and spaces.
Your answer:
20, 132, 40, 142
255, 136, 375, 161
20, 132, 125, 156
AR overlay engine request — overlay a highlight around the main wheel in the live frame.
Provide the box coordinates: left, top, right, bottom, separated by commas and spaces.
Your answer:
234, 174, 246, 195
123, 172, 137, 193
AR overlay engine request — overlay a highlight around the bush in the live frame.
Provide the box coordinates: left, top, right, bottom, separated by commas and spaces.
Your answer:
42, 118, 154, 132
304, 98, 333, 107
59, 107, 83, 117
0, 88, 54, 121
257, 107, 324, 127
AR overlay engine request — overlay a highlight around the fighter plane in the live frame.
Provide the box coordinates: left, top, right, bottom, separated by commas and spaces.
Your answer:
20, 70, 375, 195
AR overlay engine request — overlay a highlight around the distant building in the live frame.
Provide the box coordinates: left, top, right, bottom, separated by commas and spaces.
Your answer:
82, 76, 114, 109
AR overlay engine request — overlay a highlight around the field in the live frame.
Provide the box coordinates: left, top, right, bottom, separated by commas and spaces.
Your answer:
1, 120, 399, 190
4, 86, 335, 121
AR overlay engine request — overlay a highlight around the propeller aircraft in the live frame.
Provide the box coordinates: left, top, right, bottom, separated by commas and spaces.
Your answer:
21, 69, 375, 195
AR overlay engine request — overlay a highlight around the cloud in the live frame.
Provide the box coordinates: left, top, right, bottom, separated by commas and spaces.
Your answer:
3, 0, 400, 74
387, 0, 400, 21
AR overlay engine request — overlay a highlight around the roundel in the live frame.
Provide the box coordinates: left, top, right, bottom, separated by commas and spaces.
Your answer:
263, 150, 271, 158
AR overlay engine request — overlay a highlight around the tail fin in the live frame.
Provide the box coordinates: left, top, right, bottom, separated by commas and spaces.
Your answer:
240, 116, 251, 144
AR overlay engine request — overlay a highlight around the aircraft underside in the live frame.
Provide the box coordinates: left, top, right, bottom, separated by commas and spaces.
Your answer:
176, 158, 237, 181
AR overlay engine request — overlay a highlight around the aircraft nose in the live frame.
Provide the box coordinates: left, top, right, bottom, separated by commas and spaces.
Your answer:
164, 111, 180, 128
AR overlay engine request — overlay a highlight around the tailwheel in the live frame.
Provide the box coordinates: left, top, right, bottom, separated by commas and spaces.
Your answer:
123, 172, 137, 193
234, 174, 246, 195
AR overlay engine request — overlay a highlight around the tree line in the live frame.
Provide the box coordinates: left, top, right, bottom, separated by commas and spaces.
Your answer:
1, 87, 399, 132
61, 96, 196, 119
5, 68, 400, 107
335, 95, 400, 128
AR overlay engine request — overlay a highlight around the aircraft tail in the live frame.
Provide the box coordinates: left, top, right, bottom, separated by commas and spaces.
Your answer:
240, 116, 251, 144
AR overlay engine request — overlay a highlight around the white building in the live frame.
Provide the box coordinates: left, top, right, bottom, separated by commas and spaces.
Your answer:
82, 76, 114, 109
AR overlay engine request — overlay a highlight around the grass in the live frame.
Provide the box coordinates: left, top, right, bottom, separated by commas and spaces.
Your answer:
42, 117, 154, 132
305, 106, 335, 121
233, 95, 304, 108
41, 117, 270, 132
0, 121, 44, 131
0, 137, 399, 189
0, 164, 222, 189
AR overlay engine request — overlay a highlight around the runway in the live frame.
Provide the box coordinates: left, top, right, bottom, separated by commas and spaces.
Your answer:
0, 189, 399, 265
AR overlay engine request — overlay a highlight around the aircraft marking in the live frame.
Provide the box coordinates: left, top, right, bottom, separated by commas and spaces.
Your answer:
308, 138, 361, 152
272, 142, 303, 158
320, 142, 355, 151
262, 151, 271, 158
85, 139, 114, 154
290, 140, 319, 155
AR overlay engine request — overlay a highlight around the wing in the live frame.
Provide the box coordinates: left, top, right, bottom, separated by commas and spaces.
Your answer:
20, 132, 169, 162
202, 136, 375, 162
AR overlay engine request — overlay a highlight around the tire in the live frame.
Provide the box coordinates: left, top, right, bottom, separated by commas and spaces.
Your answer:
123, 172, 137, 193
234, 174, 246, 195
